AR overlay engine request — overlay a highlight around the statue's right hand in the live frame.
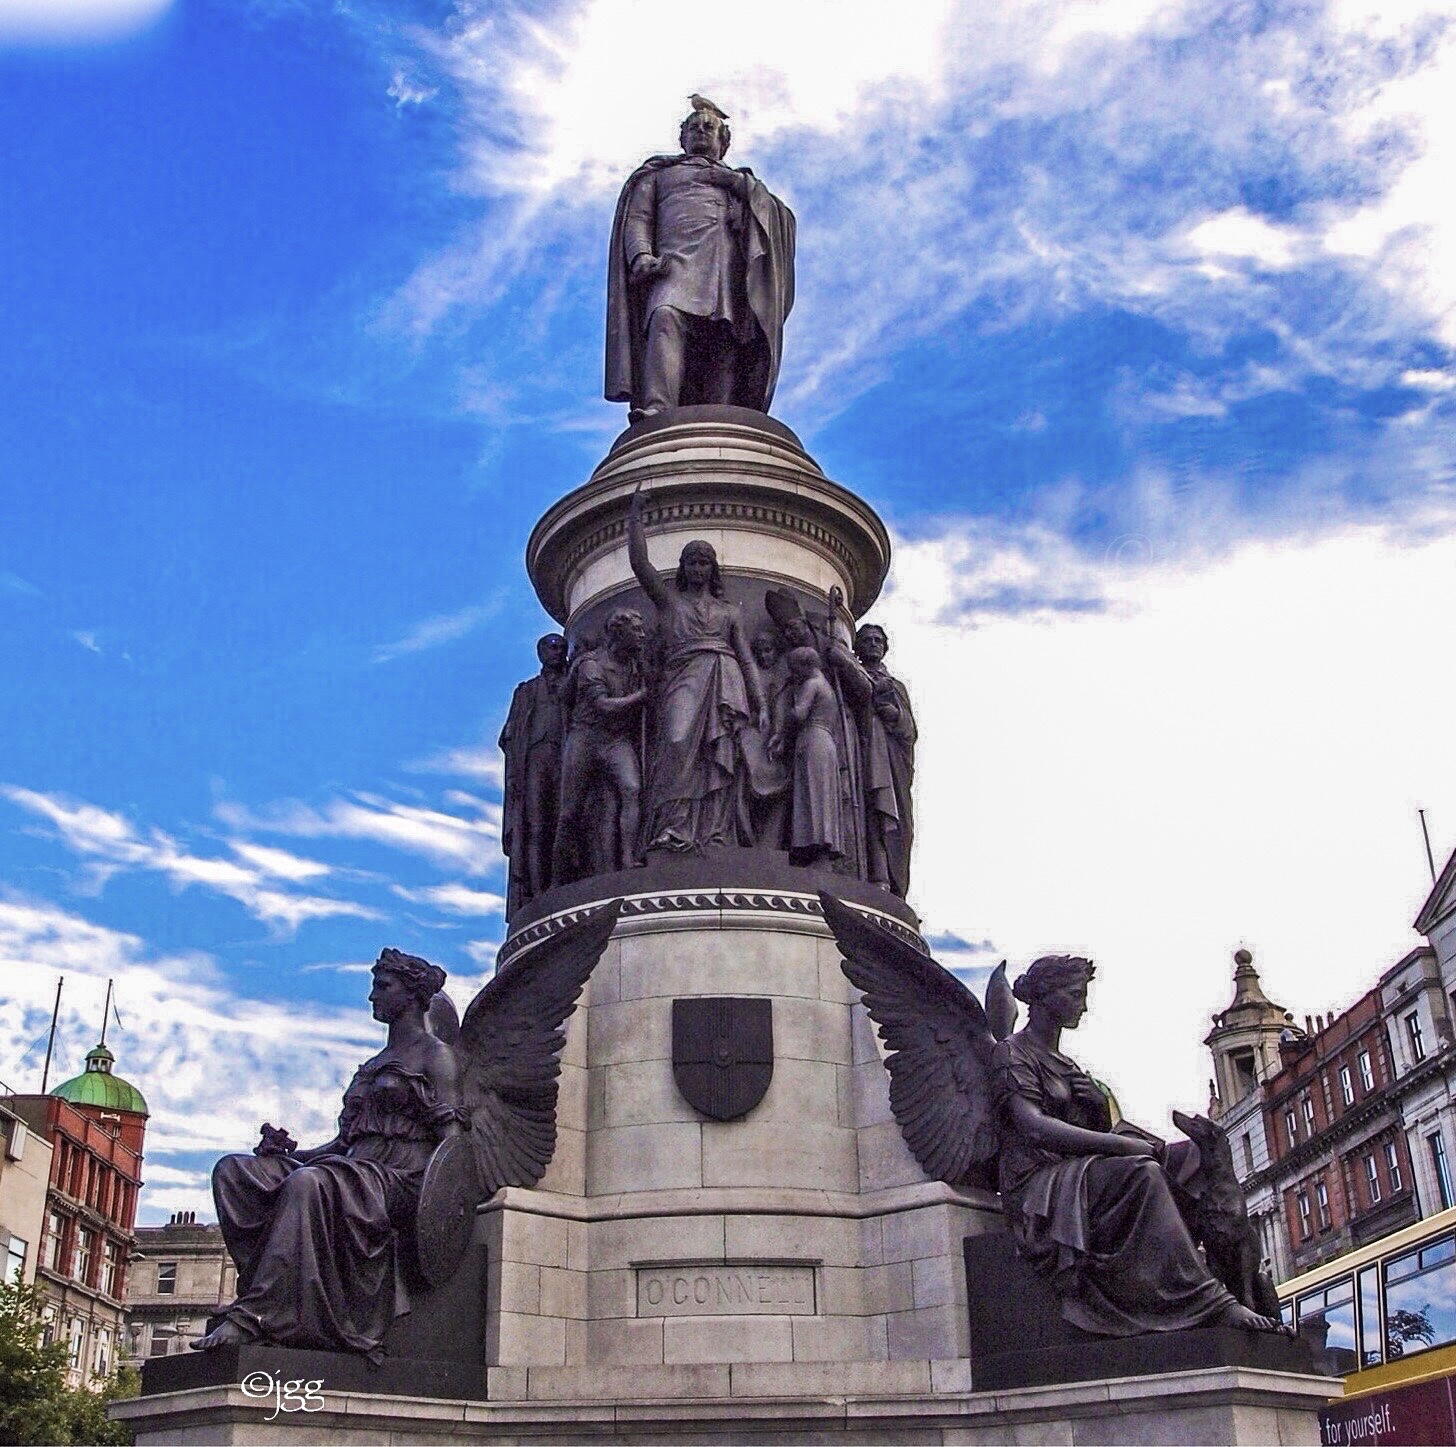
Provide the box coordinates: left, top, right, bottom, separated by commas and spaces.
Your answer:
630, 253, 664, 281
1107, 1135, 1156, 1160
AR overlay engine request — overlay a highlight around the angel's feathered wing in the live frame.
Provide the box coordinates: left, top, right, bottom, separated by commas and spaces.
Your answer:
820, 893, 1001, 1190
457, 900, 622, 1196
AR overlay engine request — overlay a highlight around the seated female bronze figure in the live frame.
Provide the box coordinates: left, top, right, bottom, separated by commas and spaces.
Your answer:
991, 955, 1279, 1334
194, 950, 460, 1360
821, 894, 1285, 1338
193, 903, 622, 1361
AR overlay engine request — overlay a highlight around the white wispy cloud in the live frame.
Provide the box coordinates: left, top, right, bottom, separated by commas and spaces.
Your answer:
387, 68, 437, 108
227, 840, 333, 882
392, 882, 507, 917
372, 598, 503, 664
879, 512, 1456, 1130
217, 790, 500, 874
406, 743, 505, 788
1, 788, 378, 933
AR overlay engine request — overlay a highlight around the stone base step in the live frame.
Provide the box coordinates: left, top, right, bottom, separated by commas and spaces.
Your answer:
115, 1362, 1335, 1445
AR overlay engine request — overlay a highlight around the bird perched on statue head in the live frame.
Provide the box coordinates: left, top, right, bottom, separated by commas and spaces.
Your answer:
689, 93, 729, 120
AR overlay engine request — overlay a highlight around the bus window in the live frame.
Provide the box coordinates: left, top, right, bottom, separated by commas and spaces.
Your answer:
1359, 1266, 1382, 1367
1384, 1239, 1456, 1359
1421, 1237, 1455, 1271
1298, 1279, 1359, 1375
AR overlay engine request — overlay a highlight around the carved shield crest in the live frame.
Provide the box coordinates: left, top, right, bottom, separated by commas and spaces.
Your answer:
672, 997, 773, 1121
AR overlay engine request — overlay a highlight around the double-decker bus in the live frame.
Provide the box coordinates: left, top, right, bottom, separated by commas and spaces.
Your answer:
1280, 1204, 1456, 1443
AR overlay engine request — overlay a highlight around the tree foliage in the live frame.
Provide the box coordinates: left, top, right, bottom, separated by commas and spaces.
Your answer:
0, 1280, 136, 1445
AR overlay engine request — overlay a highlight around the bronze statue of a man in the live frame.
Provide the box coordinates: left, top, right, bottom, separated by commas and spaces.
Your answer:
828, 623, 916, 897
605, 96, 796, 421
551, 610, 648, 882
499, 633, 568, 913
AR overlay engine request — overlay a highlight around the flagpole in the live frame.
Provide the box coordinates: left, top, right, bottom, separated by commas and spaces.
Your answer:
100, 978, 114, 1047
40, 976, 63, 1093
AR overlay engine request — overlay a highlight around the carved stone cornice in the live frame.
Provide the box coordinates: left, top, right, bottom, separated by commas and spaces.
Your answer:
499, 886, 927, 970
526, 408, 891, 624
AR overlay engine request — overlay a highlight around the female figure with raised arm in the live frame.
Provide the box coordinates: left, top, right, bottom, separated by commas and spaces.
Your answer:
627, 485, 766, 851
194, 950, 461, 1362
991, 955, 1283, 1335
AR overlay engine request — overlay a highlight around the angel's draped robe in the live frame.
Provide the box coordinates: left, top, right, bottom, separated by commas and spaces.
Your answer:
990, 1030, 1237, 1336
212, 1055, 458, 1361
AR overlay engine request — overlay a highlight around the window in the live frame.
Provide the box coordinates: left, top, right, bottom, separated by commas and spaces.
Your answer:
72, 1228, 93, 1286
1317, 1180, 1332, 1229
1285, 1110, 1298, 1148
1340, 1066, 1354, 1106
67, 1316, 86, 1369
1407, 1012, 1427, 1063
1297, 1191, 1312, 1238
147, 1326, 176, 1359
1385, 1236, 1456, 1362
99, 1241, 118, 1298
43, 1211, 64, 1272
1296, 1279, 1357, 1374
92, 1327, 111, 1379
1241, 1132, 1254, 1173
40, 1305, 57, 1348
1302, 1093, 1316, 1130
1359, 1266, 1382, 1368
1365, 1153, 1382, 1204
156, 1261, 177, 1296
1430, 1133, 1454, 1210
4, 1236, 26, 1284
1386, 1142, 1403, 1193
1359, 1050, 1375, 1093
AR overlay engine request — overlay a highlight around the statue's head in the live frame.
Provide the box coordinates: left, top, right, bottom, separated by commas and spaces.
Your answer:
750, 628, 781, 669
680, 99, 730, 161
786, 645, 821, 682
537, 633, 568, 672
605, 607, 645, 656
780, 616, 814, 650
1012, 955, 1095, 1029
675, 540, 724, 596
372, 947, 448, 1020
854, 624, 888, 666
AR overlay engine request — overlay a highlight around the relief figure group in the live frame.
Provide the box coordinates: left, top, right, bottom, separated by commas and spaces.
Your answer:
498, 488, 916, 914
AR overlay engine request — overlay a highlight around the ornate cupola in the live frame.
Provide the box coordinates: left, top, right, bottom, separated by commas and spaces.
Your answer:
1204, 948, 1297, 1115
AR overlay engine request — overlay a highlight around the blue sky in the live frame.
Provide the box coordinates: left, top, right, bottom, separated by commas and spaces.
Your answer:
2, 0, 1455, 1221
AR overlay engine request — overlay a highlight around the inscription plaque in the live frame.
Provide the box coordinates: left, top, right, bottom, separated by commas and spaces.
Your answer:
635, 1262, 816, 1317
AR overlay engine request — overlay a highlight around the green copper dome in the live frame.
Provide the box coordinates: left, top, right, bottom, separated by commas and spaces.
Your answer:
50, 1043, 148, 1116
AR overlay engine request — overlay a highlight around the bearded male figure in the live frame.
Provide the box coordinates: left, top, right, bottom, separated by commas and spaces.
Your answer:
605, 96, 796, 421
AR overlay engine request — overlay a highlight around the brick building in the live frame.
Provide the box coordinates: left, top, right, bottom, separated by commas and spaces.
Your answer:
1208, 844, 1456, 1285
6, 1042, 147, 1385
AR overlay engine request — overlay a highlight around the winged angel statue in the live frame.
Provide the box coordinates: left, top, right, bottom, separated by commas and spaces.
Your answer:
193, 901, 621, 1361
820, 894, 1286, 1337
